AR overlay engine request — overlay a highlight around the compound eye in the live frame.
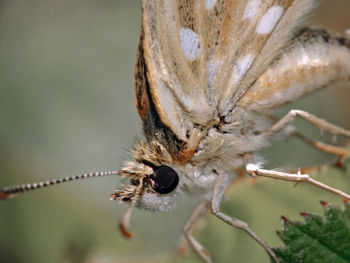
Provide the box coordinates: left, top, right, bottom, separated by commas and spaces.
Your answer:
150, 165, 179, 194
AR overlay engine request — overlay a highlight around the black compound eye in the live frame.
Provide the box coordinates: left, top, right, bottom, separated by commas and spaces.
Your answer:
150, 165, 179, 194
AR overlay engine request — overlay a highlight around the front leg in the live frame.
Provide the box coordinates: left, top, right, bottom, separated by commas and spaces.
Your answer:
211, 173, 279, 263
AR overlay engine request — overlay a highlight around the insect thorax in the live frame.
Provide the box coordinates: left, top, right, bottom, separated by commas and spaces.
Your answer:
191, 107, 270, 176
118, 106, 270, 210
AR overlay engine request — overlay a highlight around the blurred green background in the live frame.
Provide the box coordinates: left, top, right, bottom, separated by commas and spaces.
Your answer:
0, 1, 350, 262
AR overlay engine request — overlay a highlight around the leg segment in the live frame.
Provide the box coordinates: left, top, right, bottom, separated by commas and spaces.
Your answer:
211, 173, 280, 263
244, 161, 350, 201
182, 201, 212, 263
264, 109, 350, 139
292, 130, 348, 157
291, 130, 348, 167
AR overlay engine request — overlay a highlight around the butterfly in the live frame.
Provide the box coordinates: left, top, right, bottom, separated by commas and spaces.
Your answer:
1, 1, 350, 262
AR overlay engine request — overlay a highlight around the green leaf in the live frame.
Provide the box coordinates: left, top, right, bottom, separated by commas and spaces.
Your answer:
273, 202, 350, 263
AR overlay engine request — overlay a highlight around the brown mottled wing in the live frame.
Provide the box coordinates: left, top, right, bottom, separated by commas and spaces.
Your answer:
238, 28, 350, 111
211, 0, 318, 114
135, 29, 187, 158
137, 0, 318, 141
141, 0, 215, 141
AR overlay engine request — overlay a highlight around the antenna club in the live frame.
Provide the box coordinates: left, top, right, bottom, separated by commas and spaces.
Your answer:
0, 191, 10, 200
119, 222, 133, 239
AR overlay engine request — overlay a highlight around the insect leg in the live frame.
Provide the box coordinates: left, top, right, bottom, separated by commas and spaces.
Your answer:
291, 130, 349, 166
244, 163, 350, 201
264, 109, 350, 139
211, 173, 279, 263
181, 200, 212, 263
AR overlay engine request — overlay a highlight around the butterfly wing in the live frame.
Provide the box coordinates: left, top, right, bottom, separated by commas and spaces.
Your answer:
213, 0, 318, 114
140, 0, 215, 142
138, 0, 318, 141
238, 28, 350, 111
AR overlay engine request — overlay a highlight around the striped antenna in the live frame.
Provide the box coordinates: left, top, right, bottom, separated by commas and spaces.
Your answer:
0, 170, 119, 200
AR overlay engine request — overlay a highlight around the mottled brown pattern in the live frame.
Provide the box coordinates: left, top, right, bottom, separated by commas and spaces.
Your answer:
295, 27, 350, 49
135, 30, 151, 121
239, 27, 350, 110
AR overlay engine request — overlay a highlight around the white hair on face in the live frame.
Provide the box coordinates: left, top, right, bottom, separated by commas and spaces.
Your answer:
136, 172, 184, 212
138, 191, 180, 211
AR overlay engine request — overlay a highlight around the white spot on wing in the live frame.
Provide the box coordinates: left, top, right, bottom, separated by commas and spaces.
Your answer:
256, 5, 284, 34
236, 54, 254, 81
205, 0, 217, 9
179, 27, 201, 60
207, 59, 219, 88
346, 28, 350, 37
243, 0, 261, 20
